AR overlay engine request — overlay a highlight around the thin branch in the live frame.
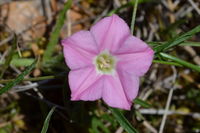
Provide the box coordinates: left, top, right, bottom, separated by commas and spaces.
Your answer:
188, 0, 200, 15
139, 109, 200, 119
159, 66, 177, 133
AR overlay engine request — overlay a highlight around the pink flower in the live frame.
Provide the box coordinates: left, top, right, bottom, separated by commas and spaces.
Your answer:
62, 14, 154, 110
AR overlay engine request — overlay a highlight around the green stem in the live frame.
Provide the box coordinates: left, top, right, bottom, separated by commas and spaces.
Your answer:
131, 0, 139, 34
0, 75, 62, 84
107, 0, 152, 16
0, 60, 37, 95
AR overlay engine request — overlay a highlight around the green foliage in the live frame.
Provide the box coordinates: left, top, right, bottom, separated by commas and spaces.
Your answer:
101, 113, 118, 129
89, 118, 110, 133
187, 89, 200, 104
1, 0, 200, 132
41, 106, 56, 133
149, 41, 200, 48
159, 52, 200, 73
110, 108, 139, 133
180, 41, 200, 47
10, 58, 35, 67
0, 124, 12, 133
153, 60, 182, 67
0, 60, 37, 95
0, 34, 17, 78
135, 110, 145, 121
107, 0, 154, 16
42, 0, 72, 64
150, 25, 200, 73
134, 98, 152, 108
131, 0, 139, 34
160, 19, 186, 39
154, 25, 200, 53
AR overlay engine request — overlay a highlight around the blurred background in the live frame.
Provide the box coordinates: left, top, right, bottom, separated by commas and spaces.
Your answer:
0, 0, 200, 133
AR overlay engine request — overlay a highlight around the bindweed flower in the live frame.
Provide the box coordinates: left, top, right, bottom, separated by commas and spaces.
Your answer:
62, 14, 154, 110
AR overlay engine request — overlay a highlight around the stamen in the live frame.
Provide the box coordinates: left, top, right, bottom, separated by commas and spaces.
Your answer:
94, 51, 116, 74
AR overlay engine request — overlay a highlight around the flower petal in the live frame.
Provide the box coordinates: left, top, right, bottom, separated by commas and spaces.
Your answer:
114, 35, 151, 54
102, 75, 131, 110
69, 66, 102, 101
76, 77, 104, 101
116, 48, 154, 77
62, 30, 98, 70
117, 70, 140, 102
90, 14, 130, 53
62, 30, 98, 53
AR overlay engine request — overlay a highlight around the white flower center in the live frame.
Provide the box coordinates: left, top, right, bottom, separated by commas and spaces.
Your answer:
94, 51, 116, 75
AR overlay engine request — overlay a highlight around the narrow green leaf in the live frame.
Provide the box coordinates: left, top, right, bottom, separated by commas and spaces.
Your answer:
41, 106, 56, 133
155, 25, 200, 53
160, 19, 186, 39
131, 0, 139, 34
134, 98, 151, 108
135, 110, 145, 120
160, 52, 200, 72
180, 41, 200, 47
0, 60, 37, 95
149, 41, 200, 47
148, 41, 162, 47
109, 108, 139, 133
43, 0, 72, 63
153, 60, 182, 67
107, 0, 153, 16
108, 2, 132, 16
0, 34, 17, 78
